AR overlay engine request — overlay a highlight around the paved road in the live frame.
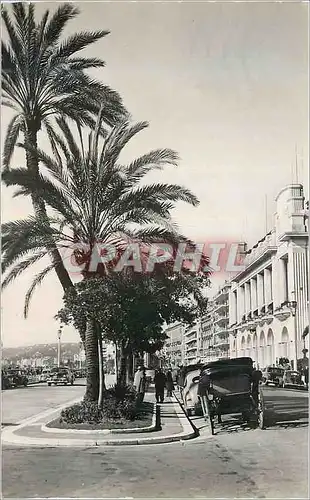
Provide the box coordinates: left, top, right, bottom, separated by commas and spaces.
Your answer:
1, 375, 116, 425
2, 385, 308, 498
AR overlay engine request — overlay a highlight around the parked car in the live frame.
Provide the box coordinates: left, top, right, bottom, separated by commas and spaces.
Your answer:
6, 369, 28, 387
282, 370, 305, 389
47, 367, 74, 386
182, 368, 202, 416
39, 369, 51, 383
2, 371, 12, 390
261, 366, 284, 387
145, 368, 155, 382
177, 363, 203, 394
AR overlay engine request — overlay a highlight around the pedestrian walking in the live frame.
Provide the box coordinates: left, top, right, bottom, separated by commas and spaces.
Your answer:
304, 366, 309, 389
177, 366, 185, 395
166, 369, 174, 397
154, 367, 167, 403
133, 366, 146, 405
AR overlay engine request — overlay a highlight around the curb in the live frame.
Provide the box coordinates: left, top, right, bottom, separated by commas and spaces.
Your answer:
172, 392, 199, 437
41, 402, 159, 434
2, 395, 197, 447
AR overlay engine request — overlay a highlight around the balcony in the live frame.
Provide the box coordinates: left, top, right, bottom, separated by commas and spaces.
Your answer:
213, 339, 229, 349
185, 335, 197, 344
184, 328, 197, 337
186, 345, 197, 353
213, 302, 229, 314
213, 326, 227, 336
214, 314, 229, 326
201, 351, 230, 363
214, 283, 231, 302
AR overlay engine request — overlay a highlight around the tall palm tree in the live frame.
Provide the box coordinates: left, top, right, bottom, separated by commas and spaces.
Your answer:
2, 112, 200, 400
2, 2, 126, 296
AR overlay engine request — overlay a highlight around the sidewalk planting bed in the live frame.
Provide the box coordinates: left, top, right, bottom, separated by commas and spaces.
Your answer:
46, 401, 154, 431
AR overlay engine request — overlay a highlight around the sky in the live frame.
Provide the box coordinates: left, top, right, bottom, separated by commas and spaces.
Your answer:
1, 0, 309, 347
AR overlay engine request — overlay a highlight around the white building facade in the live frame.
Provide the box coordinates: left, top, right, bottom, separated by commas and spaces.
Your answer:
183, 322, 202, 365
201, 282, 231, 362
229, 185, 308, 370
163, 322, 184, 367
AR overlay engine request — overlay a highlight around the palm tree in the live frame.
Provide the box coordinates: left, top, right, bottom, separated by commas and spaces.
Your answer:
2, 2, 126, 297
2, 112, 200, 400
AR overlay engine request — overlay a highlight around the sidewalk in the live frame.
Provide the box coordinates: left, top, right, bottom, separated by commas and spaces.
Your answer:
2, 392, 198, 447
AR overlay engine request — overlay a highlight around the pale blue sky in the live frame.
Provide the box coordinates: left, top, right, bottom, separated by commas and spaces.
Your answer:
1, 0, 308, 347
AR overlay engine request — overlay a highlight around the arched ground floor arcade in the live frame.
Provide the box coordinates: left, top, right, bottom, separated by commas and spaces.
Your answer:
229, 317, 302, 370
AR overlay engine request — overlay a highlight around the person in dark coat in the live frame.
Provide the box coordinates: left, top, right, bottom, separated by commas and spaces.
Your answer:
166, 370, 174, 397
154, 368, 167, 403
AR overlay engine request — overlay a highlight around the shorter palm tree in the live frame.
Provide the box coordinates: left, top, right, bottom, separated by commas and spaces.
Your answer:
2, 112, 200, 401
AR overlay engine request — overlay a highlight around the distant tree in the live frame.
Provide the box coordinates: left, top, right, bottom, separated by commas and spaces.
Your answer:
57, 266, 210, 400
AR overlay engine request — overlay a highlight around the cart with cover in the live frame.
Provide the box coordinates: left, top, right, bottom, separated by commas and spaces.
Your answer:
196, 357, 265, 435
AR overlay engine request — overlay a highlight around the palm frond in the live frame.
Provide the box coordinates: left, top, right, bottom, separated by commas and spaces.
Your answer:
55, 30, 110, 59
42, 3, 79, 47
24, 262, 56, 318
2, 114, 22, 168
125, 149, 179, 181
2, 251, 47, 289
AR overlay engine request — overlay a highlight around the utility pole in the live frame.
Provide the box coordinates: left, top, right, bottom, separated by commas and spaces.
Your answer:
57, 326, 63, 367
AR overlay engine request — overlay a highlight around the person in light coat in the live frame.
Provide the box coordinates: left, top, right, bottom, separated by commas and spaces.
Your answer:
133, 366, 146, 405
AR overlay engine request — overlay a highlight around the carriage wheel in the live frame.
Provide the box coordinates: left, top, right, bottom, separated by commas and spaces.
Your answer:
257, 389, 266, 429
201, 396, 215, 435
205, 399, 215, 435
209, 412, 215, 435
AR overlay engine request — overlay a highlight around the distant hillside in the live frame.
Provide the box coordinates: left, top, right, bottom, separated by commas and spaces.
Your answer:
2, 343, 82, 361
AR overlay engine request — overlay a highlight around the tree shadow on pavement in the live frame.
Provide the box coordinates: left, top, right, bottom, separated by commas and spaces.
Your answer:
265, 407, 308, 429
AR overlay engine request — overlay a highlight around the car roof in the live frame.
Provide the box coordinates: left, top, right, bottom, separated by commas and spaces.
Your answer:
181, 363, 203, 375
185, 369, 201, 378
201, 357, 253, 371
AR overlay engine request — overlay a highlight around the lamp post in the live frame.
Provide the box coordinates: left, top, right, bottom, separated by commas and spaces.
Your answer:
287, 299, 297, 370
57, 326, 63, 368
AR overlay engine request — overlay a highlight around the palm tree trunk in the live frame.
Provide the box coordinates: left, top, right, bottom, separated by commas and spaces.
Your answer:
119, 343, 127, 387
126, 349, 134, 385
97, 329, 106, 408
115, 343, 119, 383
84, 319, 99, 401
25, 123, 73, 293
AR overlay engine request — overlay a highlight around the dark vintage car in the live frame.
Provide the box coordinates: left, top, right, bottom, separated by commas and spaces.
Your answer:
2, 371, 12, 390
261, 366, 284, 387
282, 370, 305, 389
47, 367, 75, 386
6, 369, 28, 388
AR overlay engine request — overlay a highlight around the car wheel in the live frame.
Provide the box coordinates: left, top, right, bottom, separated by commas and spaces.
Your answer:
48, 383, 51, 386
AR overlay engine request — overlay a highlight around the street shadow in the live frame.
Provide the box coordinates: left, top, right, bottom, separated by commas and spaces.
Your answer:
264, 407, 308, 429
210, 405, 309, 435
